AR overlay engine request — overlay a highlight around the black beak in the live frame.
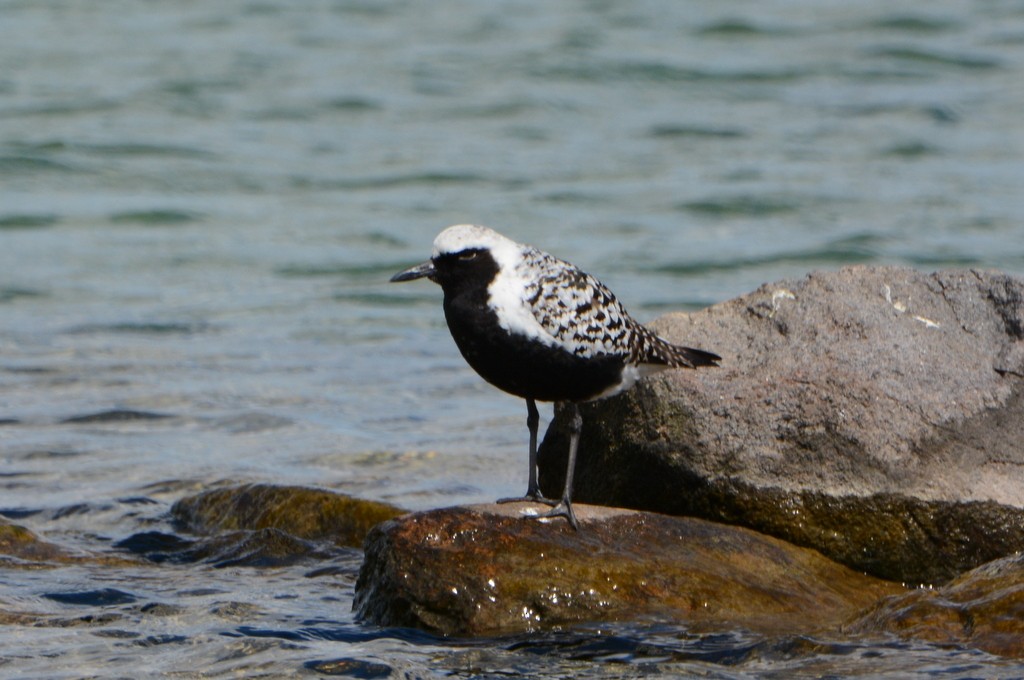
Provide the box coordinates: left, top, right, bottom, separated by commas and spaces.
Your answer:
390, 260, 436, 282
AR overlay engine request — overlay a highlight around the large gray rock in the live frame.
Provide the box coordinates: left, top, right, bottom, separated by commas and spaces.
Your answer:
538, 266, 1024, 584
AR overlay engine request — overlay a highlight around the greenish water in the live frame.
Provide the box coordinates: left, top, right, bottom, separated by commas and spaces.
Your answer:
2, 0, 1024, 676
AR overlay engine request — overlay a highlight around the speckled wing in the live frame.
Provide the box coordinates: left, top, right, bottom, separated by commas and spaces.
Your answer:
516, 247, 639, 361
516, 247, 721, 368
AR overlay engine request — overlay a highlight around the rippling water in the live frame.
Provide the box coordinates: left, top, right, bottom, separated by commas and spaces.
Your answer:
2, 0, 1024, 676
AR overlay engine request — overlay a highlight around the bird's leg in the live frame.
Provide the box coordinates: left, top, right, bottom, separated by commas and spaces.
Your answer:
535, 401, 581, 530
498, 398, 557, 506
524, 397, 545, 500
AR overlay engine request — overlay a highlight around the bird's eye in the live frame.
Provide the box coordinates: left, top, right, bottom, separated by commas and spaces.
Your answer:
458, 251, 478, 261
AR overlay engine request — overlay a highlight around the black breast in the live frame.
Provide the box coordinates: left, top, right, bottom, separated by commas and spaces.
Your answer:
441, 285, 625, 403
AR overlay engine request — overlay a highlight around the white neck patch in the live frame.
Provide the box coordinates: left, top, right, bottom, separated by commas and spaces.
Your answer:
432, 224, 560, 349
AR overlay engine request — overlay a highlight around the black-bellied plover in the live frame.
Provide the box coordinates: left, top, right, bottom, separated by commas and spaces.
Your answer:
391, 224, 720, 529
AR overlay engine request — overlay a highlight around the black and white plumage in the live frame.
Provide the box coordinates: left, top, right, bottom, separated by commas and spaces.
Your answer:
391, 224, 720, 529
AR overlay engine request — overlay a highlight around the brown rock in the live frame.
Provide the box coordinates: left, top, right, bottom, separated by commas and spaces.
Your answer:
353, 503, 901, 637
848, 552, 1024, 657
538, 267, 1024, 583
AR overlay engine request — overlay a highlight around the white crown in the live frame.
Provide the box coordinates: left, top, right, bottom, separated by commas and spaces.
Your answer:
431, 224, 518, 258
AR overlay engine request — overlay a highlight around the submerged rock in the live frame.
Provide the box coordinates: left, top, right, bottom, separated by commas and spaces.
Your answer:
538, 267, 1024, 584
171, 483, 404, 549
0, 518, 133, 568
354, 503, 901, 637
848, 552, 1024, 657
0, 519, 73, 565
120, 484, 404, 567
116, 527, 342, 567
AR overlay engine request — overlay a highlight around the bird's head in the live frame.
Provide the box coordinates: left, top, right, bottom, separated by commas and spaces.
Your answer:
390, 224, 518, 290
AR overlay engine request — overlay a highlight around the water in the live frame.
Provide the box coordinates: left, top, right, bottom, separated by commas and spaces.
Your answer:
2, 0, 1023, 676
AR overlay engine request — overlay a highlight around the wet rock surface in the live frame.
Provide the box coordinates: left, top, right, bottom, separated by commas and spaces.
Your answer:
849, 552, 1024, 658
354, 503, 901, 637
538, 267, 1024, 584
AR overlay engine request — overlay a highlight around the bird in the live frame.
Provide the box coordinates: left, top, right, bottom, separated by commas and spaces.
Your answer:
390, 224, 720, 529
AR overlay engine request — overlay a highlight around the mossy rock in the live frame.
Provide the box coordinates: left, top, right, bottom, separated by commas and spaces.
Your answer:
171, 483, 404, 548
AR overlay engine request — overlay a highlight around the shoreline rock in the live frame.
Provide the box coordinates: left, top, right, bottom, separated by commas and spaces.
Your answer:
354, 503, 902, 637
848, 551, 1024, 658
538, 266, 1024, 584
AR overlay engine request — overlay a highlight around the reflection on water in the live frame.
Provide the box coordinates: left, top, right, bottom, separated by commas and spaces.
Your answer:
2, 0, 1023, 675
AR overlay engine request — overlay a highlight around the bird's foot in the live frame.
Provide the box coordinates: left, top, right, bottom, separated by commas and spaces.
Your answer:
527, 499, 579, 531
496, 490, 558, 507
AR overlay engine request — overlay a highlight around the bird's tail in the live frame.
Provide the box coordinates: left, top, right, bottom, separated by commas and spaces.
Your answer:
670, 344, 721, 368
643, 331, 721, 368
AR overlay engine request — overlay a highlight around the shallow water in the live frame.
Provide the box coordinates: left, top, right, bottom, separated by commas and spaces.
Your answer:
2, 0, 1024, 676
